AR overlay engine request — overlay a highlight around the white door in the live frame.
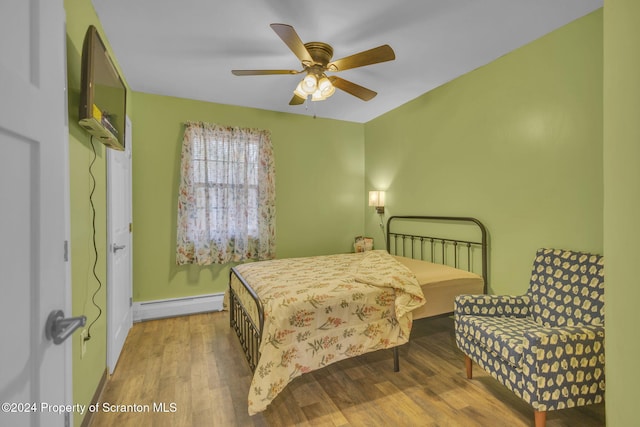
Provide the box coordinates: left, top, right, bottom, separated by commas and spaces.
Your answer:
107, 116, 133, 374
0, 1, 71, 427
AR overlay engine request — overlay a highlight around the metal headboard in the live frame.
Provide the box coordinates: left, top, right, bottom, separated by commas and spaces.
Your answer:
386, 215, 488, 292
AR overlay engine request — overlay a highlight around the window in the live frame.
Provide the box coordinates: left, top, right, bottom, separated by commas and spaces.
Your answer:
176, 122, 275, 265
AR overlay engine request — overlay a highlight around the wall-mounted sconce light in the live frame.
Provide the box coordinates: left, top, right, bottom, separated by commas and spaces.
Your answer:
368, 191, 385, 214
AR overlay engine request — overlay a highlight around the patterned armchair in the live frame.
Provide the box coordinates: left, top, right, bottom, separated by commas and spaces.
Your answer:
454, 248, 604, 427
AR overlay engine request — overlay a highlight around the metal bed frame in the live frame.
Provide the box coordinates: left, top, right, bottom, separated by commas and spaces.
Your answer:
229, 215, 488, 373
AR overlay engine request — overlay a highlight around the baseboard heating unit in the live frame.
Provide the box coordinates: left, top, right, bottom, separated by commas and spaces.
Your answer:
133, 293, 224, 322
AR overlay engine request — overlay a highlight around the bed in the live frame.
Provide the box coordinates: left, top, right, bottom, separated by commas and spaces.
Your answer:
228, 215, 488, 415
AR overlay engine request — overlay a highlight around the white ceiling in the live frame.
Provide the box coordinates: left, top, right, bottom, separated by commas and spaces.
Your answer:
91, 0, 602, 123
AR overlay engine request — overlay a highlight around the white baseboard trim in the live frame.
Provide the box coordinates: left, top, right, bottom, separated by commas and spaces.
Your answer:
133, 293, 225, 322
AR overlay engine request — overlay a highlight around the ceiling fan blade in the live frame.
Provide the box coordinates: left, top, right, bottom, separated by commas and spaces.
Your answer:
289, 94, 306, 105
232, 69, 300, 76
329, 76, 377, 101
327, 45, 395, 72
270, 23, 314, 64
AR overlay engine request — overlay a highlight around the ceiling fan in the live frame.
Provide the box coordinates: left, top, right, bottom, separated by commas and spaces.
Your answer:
231, 24, 396, 105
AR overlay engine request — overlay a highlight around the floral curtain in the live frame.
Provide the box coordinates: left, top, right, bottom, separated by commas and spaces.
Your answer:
176, 121, 276, 265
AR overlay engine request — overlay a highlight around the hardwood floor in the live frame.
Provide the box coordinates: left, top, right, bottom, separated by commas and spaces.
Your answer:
89, 312, 605, 427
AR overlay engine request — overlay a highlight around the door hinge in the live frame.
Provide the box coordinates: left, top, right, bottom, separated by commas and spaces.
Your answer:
129, 297, 133, 307
63, 240, 69, 262
64, 412, 70, 427
129, 222, 132, 233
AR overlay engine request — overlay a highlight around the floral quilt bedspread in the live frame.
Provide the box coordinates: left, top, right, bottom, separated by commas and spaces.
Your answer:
233, 250, 425, 415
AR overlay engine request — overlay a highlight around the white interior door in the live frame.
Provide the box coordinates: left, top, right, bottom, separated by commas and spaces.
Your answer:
107, 115, 133, 374
0, 1, 71, 427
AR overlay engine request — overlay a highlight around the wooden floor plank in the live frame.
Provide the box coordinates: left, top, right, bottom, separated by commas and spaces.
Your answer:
89, 312, 605, 427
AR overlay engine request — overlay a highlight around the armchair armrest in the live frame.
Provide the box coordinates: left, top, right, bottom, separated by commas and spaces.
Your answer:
522, 324, 605, 409
454, 294, 531, 317
523, 324, 605, 360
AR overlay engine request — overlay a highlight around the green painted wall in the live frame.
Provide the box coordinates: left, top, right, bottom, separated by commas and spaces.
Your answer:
131, 93, 364, 301
64, 1, 132, 425
603, 0, 640, 425
364, 10, 603, 296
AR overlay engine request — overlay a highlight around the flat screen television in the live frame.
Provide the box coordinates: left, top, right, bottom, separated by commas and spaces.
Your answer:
79, 25, 127, 151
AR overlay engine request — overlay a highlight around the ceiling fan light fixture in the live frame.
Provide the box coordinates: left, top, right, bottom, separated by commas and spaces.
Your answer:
293, 81, 307, 99
318, 76, 335, 98
311, 89, 327, 102
301, 73, 318, 94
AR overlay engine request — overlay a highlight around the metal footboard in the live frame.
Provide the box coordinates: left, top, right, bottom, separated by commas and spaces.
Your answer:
229, 267, 264, 372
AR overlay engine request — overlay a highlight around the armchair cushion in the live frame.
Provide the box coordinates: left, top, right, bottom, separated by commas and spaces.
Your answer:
456, 314, 539, 368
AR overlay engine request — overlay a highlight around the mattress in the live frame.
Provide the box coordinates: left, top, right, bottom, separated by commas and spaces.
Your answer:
393, 256, 484, 319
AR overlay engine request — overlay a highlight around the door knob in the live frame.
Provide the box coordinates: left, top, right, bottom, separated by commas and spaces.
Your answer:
113, 244, 126, 253
45, 310, 86, 345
